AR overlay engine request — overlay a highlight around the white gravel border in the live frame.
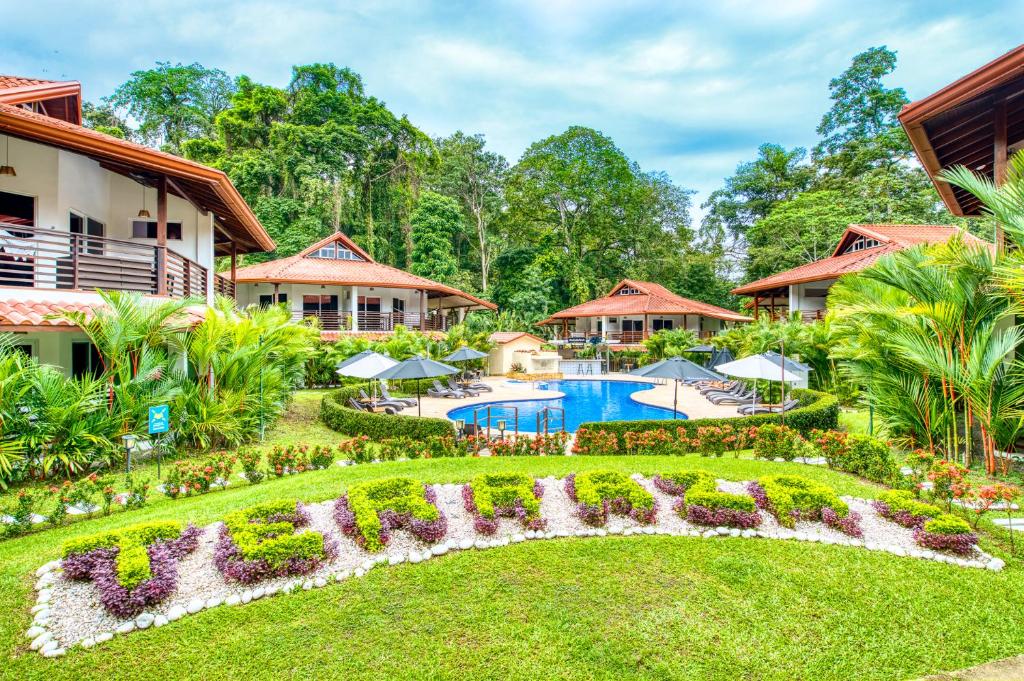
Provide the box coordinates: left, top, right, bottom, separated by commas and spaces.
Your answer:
23, 475, 1006, 659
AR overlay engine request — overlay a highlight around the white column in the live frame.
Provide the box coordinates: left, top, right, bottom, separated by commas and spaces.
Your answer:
457, 307, 466, 323
350, 285, 359, 332
601, 316, 608, 339
789, 284, 800, 314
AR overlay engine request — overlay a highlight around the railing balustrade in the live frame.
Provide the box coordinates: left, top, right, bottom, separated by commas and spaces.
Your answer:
0, 222, 208, 298
290, 309, 450, 332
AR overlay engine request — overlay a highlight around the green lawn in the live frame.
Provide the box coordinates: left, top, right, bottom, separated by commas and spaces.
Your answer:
1, 453, 1022, 680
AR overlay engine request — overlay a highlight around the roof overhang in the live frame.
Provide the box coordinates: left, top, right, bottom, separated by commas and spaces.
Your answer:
0, 104, 275, 256
900, 44, 1024, 216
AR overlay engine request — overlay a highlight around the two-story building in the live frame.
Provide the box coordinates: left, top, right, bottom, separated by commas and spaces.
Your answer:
539, 279, 750, 344
231, 232, 496, 339
0, 74, 275, 374
731, 224, 986, 321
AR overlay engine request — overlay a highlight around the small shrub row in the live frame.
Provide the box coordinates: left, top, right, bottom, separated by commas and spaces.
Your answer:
575, 424, 758, 457
163, 453, 236, 498
811, 430, 898, 483
748, 474, 862, 536
462, 473, 546, 534
574, 388, 839, 453
564, 470, 657, 526
320, 387, 455, 441
872, 490, 977, 555
334, 477, 447, 552
61, 521, 201, 617
653, 470, 760, 529
488, 433, 569, 457
214, 500, 336, 584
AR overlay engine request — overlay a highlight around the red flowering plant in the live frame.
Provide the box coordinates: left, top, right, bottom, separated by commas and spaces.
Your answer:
46, 481, 74, 527
906, 449, 937, 491
534, 432, 569, 456
209, 452, 237, 485
927, 460, 969, 512
4, 488, 40, 536
624, 429, 673, 456
674, 427, 695, 455
571, 427, 620, 456
308, 445, 336, 469
733, 426, 759, 455
812, 429, 849, 469
489, 436, 532, 457
98, 477, 117, 515
694, 426, 732, 457
961, 482, 1020, 530
237, 447, 265, 484
267, 444, 311, 475
338, 436, 372, 463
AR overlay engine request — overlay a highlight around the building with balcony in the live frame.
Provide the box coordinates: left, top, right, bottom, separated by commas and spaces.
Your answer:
731, 224, 986, 321
538, 279, 750, 345
231, 232, 496, 338
0, 74, 275, 373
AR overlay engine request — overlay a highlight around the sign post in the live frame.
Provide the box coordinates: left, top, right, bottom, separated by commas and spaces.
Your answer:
148, 405, 169, 478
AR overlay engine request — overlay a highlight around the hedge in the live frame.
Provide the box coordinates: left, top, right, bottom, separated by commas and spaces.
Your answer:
320, 385, 455, 440
575, 388, 838, 452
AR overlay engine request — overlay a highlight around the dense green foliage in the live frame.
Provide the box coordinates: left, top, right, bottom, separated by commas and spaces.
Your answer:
319, 387, 455, 440
223, 500, 326, 567
344, 477, 439, 551
469, 472, 541, 521
0, 294, 315, 487
758, 474, 849, 528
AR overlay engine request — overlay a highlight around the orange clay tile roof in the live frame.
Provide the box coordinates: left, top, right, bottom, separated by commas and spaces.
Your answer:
539, 279, 751, 324
488, 331, 545, 344
0, 75, 58, 90
0, 98, 273, 255
732, 224, 987, 295
0, 299, 205, 329
233, 233, 496, 311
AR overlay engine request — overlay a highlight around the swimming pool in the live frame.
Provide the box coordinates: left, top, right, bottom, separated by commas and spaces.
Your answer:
446, 379, 684, 433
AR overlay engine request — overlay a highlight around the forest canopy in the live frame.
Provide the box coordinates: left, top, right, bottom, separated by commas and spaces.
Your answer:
84, 47, 973, 328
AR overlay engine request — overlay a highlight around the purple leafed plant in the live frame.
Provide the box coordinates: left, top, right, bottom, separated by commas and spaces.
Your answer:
462, 484, 477, 513
653, 475, 688, 497
872, 501, 928, 529
63, 524, 202, 618
564, 474, 578, 502
473, 515, 500, 534
532, 480, 545, 499
746, 482, 769, 510
686, 504, 761, 529
914, 528, 978, 556
214, 528, 338, 585
822, 507, 863, 537
577, 501, 609, 526
333, 495, 358, 535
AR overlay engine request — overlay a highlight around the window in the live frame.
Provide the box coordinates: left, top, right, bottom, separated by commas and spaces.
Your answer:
313, 241, 363, 260
302, 295, 338, 312
392, 298, 405, 313
0, 190, 34, 226
622, 320, 642, 332
14, 343, 33, 358
258, 293, 288, 307
358, 296, 381, 313
652, 319, 674, 331
617, 287, 640, 296
132, 220, 182, 240
71, 341, 103, 379
70, 212, 104, 255
844, 236, 881, 253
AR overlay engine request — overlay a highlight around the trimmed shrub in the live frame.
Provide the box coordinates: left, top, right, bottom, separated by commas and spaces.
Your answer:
490, 433, 568, 457
753, 424, 804, 461
215, 500, 336, 584
334, 477, 447, 551
915, 514, 978, 555
320, 387, 455, 441
750, 474, 859, 535
821, 433, 897, 483
655, 469, 760, 528
462, 473, 546, 534
238, 447, 265, 485
61, 521, 201, 617
812, 429, 849, 468
267, 444, 311, 476
873, 491, 942, 529
574, 388, 838, 453
564, 470, 657, 526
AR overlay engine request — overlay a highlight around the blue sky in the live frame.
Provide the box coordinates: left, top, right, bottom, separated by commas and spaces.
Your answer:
4, 1, 1020, 218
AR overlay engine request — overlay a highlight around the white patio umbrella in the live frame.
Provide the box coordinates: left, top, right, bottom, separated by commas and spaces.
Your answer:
336, 351, 397, 398
713, 353, 801, 411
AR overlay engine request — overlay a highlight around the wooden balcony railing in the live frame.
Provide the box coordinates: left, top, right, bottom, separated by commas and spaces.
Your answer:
0, 223, 208, 298
292, 310, 450, 332
213, 273, 236, 299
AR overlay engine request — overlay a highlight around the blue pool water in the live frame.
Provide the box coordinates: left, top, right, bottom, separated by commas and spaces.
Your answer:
446, 380, 684, 433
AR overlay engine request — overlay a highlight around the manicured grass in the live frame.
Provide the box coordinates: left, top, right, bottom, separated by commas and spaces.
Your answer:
838, 408, 878, 436
4, 529, 1024, 680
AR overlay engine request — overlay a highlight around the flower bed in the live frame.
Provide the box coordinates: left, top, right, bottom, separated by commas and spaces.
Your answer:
489, 433, 569, 457
872, 491, 942, 529
333, 477, 447, 551
914, 515, 978, 555
748, 474, 862, 536
564, 470, 657, 526
214, 500, 336, 584
462, 473, 546, 534
163, 453, 236, 498
753, 424, 805, 461
61, 521, 201, 617
654, 470, 760, 528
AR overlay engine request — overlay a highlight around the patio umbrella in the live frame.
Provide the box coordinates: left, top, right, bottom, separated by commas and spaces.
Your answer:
708, 347, 735, 369
374, 355, 459, 416
443, 346, 488, 379
684, 344, 715, 353
630, 356, 723, 419
714, 353, 801, 411
336, 351, 397, 398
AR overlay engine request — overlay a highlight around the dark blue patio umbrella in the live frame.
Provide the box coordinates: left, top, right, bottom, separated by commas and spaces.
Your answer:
708, 347, 735, 369
630, 356, 724, 418
374, 355, 459, 417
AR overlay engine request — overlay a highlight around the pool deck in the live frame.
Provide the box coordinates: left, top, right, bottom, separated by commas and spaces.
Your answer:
399, 374, 740, 423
